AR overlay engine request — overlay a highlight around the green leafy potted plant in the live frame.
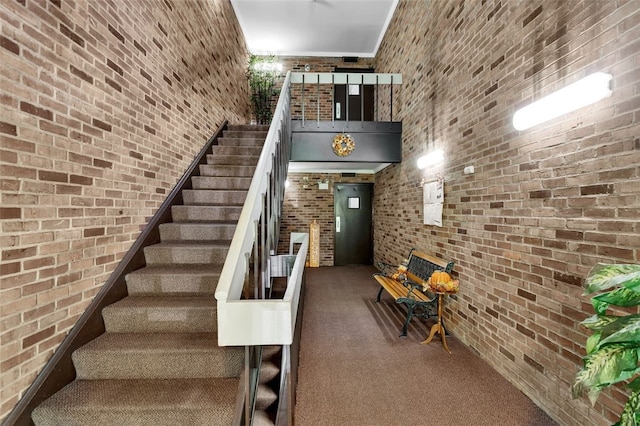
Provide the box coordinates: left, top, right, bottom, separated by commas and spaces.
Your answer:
246, 55, 281, 124
573, 263, 640, 425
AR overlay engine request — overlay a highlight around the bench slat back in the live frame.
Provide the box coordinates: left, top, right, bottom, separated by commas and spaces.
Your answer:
406, 249, 454, 283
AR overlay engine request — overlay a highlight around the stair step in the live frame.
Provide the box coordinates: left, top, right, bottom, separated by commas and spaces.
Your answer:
126, 265, 221, 295
183, 188, 247, 205
143, 242, 229, 265
198, 164, 256, 178
192, 176, 252, 190
255, 383, 278, 410
217, 136, 265, 147
211, 145, 263, 156
253, 409, 275, 426
31, 378, 239, 426
171, 205, 242, 222
206, 154, 259, 166
260, 360, 280, 383
73, 333, 243, 380
262, 345, 281, 360
159, 222, 236, 242
224, 125, 268, 135
102, 296, 216, 333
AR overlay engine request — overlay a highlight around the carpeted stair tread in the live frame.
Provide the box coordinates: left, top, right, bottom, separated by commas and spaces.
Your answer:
262, 345, 281, 359
205, 154, 259, 167
223, 127, 268, 137
31, 378, 239, 426
126, 265, 221, 295
171, 205, 242, 222
260, 360, 280, 383
227, 123, 269, 129
143, 242, 229, 265
73, 332, 243, 379
255, 384, 278, 410
159, 222, 236, 242
217, 136, 266, 147
198, 164, 256, 178
192, 175, 252, 190
211, 145, 263, 156
182, 188, 248, 205
252, 409, 275, 426
102, 296, 216, 333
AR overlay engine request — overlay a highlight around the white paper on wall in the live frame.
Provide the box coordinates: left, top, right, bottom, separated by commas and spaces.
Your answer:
423, 180, 444, 227
423, 203, 443, 227
423, 180, 443, 203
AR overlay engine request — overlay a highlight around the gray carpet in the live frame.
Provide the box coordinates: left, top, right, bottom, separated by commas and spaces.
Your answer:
294, 266, 558, 426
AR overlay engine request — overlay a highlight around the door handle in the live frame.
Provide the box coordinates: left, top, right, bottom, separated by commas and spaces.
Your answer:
336, 216, 341, 233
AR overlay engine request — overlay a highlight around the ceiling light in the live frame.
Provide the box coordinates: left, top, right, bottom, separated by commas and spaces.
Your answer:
513, 72, 612, 131
417, 149, 444, 169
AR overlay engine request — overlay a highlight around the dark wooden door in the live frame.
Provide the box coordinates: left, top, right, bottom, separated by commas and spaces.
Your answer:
334, 183, 373, 265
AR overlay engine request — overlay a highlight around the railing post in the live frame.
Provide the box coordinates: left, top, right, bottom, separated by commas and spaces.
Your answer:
375, 75, 379, 123
331, 74, 335, 127
361, 74, 364, 128
301, 74, 305, 128
345, 73, 349, 126
390, 75, 394, 122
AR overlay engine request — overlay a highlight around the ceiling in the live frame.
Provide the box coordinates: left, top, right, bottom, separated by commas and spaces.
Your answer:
231, 0, 398, 58
231, 0, 399, 173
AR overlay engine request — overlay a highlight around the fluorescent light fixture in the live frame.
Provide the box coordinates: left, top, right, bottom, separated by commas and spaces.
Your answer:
417, 149, 444, 169
513, 72, 612, 131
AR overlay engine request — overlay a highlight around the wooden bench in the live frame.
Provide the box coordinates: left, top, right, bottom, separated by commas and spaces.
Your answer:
374, 249, 454, 337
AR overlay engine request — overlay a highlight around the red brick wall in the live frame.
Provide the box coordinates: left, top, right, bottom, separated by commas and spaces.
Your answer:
374, 1, 639, 425
0, 0, 249, 419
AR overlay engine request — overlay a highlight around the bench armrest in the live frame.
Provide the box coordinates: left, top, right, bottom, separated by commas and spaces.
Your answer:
376, 261, 397, 276
403, 278, 437, 302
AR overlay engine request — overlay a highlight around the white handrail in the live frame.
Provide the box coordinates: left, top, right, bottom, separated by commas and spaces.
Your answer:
217, 234, 308, 346
216, 71, 298, 346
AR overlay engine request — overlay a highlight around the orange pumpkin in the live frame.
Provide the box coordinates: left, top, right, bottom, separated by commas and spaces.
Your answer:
429, 271, 451, 285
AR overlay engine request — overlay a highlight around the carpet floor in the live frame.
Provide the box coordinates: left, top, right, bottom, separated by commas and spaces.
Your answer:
294, 266, 558, 426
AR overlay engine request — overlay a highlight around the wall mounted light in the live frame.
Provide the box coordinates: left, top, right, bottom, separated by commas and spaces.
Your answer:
285, 179, 290, 188
417, 149, 444, 169
513, 72, 612, 131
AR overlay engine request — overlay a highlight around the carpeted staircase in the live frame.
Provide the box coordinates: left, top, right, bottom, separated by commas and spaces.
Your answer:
32, 125, 280, 425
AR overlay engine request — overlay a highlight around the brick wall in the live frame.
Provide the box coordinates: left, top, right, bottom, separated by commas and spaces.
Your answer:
0, 0, 249, 420
279, 172, 374, 266
374, 1, 639, 425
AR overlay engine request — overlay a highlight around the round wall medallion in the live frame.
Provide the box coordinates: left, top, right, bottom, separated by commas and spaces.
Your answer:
332, 134, 355, 157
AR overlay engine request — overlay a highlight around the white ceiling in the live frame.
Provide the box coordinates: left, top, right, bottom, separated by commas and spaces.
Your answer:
231, 0, 399, 58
